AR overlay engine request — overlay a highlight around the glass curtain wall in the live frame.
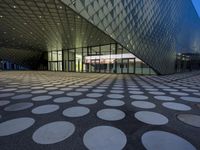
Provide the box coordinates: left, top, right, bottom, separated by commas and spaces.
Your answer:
48, 44, 156, 75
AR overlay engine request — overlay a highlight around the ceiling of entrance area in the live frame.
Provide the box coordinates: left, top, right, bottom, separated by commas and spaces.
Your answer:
0, 0, 115, 51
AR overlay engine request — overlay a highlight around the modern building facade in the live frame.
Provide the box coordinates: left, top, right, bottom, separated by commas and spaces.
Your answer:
0, 0, 200, 74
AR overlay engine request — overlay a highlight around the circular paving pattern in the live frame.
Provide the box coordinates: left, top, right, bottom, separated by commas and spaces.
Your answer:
4, 102, 34, 111
135, 111, 168, 125
162, 102, 191, 111
77, 98, 97, 105
103, 100, 125, 107
0, 100, 10, 106
107, 94, 124, 99
53, 97, 74, 103
130, 95, 148, 100
154, 96, 175, 101
0, 93, 15, 98
83, 126, 127, 150
31, 90, 47, 94
0, 117, 35, 136
131, 101, 156, 109
32, 121, 75, 144
170, 92, 189, 96
67, 92, 82, 97
177, 114, 200, 128
11, 94, 32, 100
149, 91, 165, 95
86, 93, 103, 98
180, 96, 200, 103
63, 106, 90, 117
32, 104, 59, 114
129, 91, 144, 94
142, 131, 196, 150
97, 109, 125, 121
48, 91, 64, 95
32, 95, 52, 101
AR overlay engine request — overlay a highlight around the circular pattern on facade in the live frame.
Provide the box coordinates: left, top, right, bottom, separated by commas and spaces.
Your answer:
32, 104, 59, 114
77, 98, 97, 105
0, 100, 10, 106
131, 101, 156, 109
67, 92, 82, 97
60, 87, 73, 91
170, 92, 189, 96
163, 88, 178, 92
177, 114, 200, 128
4, 102, 33, 111
142, 130, 196, 150
110, 90, 124, 94
76, 88, 89, 92
130, 95, 148, 100
83, 126, 127, 150
53, 97, 74, 103
107, 94, 124, 99
154, 96, 175, 101
103, 100, 125, 107
86, 93, 103, 98
162, 102, 191, 111
32, 95, 52, 101
97, 109, 125, 121
32, 121, 75, 144
63, 106, 90, 117
135, 111, 168, 125
180, 96, 200, 103
11, 94, 32, 100
0, 117, 35, 136
182, 89, 198, 92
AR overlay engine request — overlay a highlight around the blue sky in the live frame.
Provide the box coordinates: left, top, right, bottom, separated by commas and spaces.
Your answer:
192, 0, 200, 17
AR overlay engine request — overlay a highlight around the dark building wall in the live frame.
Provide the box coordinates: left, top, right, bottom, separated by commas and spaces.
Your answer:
0, 47, 44, 70
62, 0, 200, 74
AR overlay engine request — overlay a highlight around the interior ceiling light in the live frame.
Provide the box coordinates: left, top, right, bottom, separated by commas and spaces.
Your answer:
0, 15, 3, 18
13, 5, 17, 8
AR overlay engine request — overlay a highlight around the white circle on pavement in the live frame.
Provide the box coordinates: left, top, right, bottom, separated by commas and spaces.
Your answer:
131, 101, 156, 109
170, 92, 189, 96
4, 102, 33, 111
0, 117, 35, 136
142, 130, 196, 150
32, 104, 59, 114
86, 93, 103, 98
0, 100, 10, 106
107, 94, 124, 99
135, 111, 168, 125
63, 106, 90, 117
180, 97, 200, 103
53, 97, 74, 103
97, 109, 125, 121
177, 114, 200, 128
130, 95, 148, 100
83, 126, 127, 150
78, 98, 97, 105
67, 92, 82, 97
154, 96, 175, 101
32, 121, 75, 144
104, 100, 125, 107
11, 94, 32, 100
162, 102, 191, 111
32, 95, 52, 101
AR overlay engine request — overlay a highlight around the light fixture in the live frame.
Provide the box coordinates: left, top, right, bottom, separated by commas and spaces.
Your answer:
39, 15, 42, 18
24, 22, 27, 25
3, 32, 6, 34
13, 5, 17, 8
59, 6, 62, 9
12, 28, 15, 30
0, 15, 3, 18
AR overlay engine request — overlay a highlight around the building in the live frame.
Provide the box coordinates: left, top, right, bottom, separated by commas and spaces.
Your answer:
0, 0, 200, 74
